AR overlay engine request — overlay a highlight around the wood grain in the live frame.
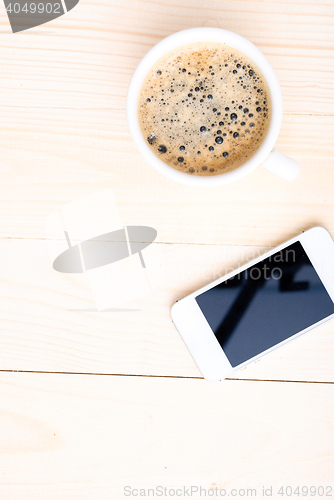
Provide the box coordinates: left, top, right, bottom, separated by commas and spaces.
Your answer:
0, 238, 333, 382
0, 372, 333, 499
0, 0, 334, 114
0, 107, 333, 246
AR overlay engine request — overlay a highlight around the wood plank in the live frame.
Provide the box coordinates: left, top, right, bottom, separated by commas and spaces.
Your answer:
0, 0, 333, 114
0, 107, 333, 246
0, 238, 333, 381
0, 372, 332, 499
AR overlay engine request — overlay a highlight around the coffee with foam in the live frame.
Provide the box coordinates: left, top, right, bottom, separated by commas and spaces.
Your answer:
138, 42, 271, 176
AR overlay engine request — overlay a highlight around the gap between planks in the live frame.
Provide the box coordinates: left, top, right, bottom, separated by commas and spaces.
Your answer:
0, 369, 333, 384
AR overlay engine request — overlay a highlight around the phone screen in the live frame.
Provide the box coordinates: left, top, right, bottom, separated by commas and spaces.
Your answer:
195, 241, 334, 367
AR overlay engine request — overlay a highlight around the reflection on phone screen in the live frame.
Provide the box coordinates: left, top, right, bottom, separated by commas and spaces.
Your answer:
196, 241, 334, 367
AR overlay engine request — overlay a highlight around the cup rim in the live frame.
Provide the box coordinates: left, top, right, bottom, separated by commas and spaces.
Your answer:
127, 27, 283, 186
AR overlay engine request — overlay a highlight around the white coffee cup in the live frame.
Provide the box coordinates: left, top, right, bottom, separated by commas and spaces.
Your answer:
127, 27, 300, 187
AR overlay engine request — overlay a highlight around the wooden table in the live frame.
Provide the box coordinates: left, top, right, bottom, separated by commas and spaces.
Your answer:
0, 0, 333, 497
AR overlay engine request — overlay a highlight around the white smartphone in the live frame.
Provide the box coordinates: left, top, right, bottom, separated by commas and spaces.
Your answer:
171, 226, 334, 381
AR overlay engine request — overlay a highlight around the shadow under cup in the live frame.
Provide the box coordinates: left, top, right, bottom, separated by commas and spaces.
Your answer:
127, 28, 283, 187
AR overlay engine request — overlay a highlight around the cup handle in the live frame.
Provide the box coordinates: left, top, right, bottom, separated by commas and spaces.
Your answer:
262, 147, 300, 181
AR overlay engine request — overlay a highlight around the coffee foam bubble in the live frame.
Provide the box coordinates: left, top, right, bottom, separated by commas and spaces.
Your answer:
139, 42, 271, 176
